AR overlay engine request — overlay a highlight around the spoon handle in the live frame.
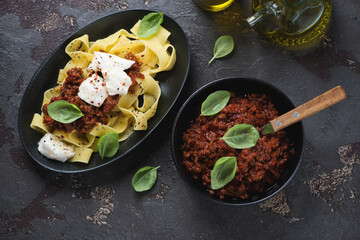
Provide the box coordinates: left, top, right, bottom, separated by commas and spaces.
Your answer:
270, 85, 346, 132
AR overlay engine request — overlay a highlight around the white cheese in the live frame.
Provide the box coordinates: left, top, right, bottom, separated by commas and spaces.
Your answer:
38, 133, 75, 162
88, 51, 135, 96
105, 70, 132, 96
88, 51, 135, 71
78, 74, 108, 107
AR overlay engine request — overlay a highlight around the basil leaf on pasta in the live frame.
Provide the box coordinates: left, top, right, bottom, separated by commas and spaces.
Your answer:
132, 166, 160, 192
47, 100, 83, 123
221, 124, 260, 149
211, 157, 237, 190
97, 132, 119, 159
138, 12, 164, 38
201, 90, 230, 116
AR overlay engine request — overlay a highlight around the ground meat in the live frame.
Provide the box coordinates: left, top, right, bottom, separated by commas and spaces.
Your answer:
125, 52, 144, 94
42, 68, 109, 133
181, 93, 294, 200
42, 53, 144, 134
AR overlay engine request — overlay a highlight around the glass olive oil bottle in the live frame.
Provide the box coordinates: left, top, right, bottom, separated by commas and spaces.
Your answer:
193, 0, 234, 12
247, 0, 332, 51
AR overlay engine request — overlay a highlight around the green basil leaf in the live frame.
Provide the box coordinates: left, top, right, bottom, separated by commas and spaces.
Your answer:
209, 35, 234, 64
47, 100, 83, 123
97, 132, 119, 159
132, 166, 160, 192
211, 157, 237, 190
201, 90, 230, 116
137, 12, 164, 38
221, 124, 260, 149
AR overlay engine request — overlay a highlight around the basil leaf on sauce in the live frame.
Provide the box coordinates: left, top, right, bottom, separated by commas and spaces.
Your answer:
97, 132, 119, 159
47, 100, 83, 124
132, 166, 160, 192
137, 12, 164, 38
208, 35, 234, 64
221, 124, 260, 149
201, 90, 231, 116
211, 157, 237, 190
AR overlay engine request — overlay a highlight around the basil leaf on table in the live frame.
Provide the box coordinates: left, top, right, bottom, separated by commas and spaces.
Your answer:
211, 157, 237, 190
47, 100, 83, 123
221, 124, 260, 149
201, 90, 230, 116
137, 12, 164, 38
208, 35, 234, 64
132, 166, 160, 192
97, 132, 119, 159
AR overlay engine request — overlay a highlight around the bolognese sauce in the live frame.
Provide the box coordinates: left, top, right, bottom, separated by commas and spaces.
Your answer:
42, 53, 144, 134
181, 93, 294, 199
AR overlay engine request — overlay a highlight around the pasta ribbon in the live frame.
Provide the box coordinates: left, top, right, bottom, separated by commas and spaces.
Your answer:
69, 147, 93, 164
130, 21, 176, 76
30, 113, 49, 134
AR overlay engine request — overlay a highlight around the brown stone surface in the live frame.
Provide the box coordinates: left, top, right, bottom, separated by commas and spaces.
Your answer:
1, 0, 359, 239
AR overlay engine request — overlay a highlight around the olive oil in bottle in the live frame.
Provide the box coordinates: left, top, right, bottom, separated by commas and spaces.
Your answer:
193, 0, 234, 12
247, 0, 332, 51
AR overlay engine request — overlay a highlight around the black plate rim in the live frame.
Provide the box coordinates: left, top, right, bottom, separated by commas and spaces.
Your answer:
18, 9, 190, 173
171, 76, 305, 206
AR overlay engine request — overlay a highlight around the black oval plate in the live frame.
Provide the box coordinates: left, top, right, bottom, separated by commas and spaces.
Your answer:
18, 10, 190, 173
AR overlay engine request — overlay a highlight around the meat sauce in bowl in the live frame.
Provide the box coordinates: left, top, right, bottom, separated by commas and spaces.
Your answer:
181, 93, 294, 199
171, 77, 305, 206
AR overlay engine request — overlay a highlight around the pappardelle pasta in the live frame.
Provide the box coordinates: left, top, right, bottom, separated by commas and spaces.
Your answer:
30, 19, 176, 164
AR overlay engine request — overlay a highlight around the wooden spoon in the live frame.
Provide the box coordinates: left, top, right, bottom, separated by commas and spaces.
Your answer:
261, 85, 347, 134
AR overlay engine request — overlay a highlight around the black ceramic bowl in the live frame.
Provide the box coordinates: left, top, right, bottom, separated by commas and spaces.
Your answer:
171, 77, 304, 206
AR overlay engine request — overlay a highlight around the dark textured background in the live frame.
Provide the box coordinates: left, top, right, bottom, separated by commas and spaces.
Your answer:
1, 0, 359, 239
